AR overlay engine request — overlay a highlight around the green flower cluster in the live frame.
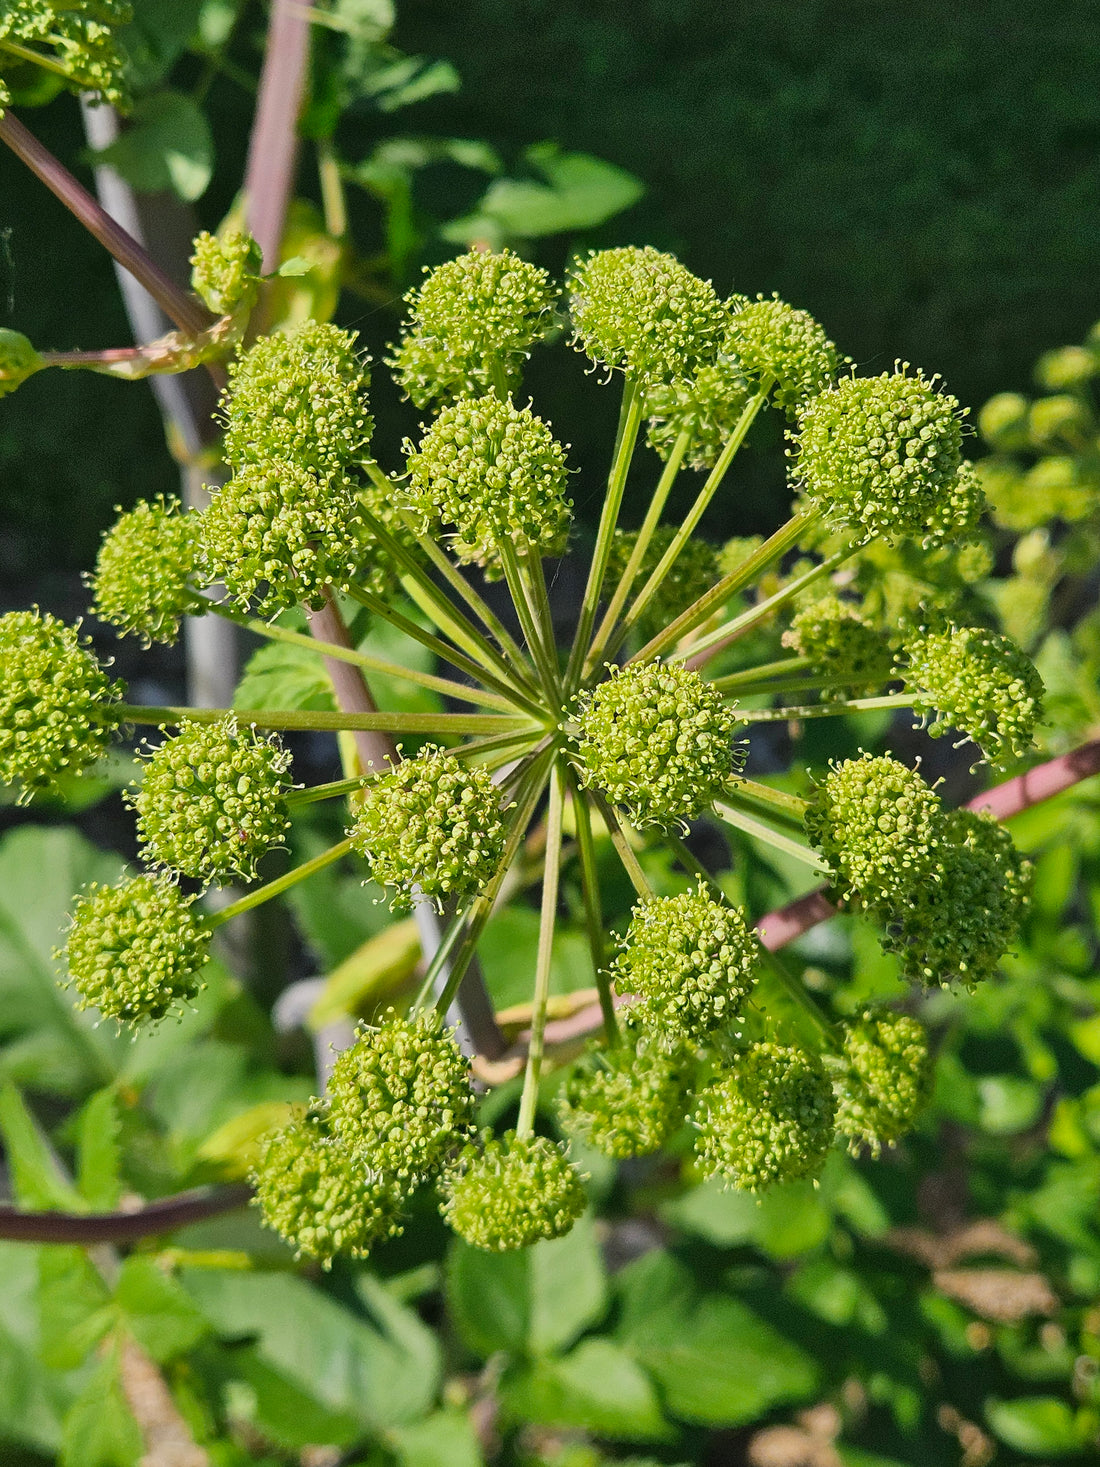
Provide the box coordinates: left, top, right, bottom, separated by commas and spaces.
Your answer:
694, 1041, 837, 1191
613, 887, 760, 1043
795, 369, 981, 541
440, 1131, 587, 1251
806, 755, 1030, 985
90, 496, 199, 646
63, 875, 210, 1025
726, 293, 840, 414
253, 1114, 406, 1265
558, 1017, 690, 1158
833, 1011, 932, 1154
127, 718, 291, 884
901, 623, 1044, 768
0, 328, 45, 397
189, 230, 263, 317
606, 527, 720, 641
403, 394, 571, 573
644, 357, 751, 470
569, 246, 729, 383
572, 660, 742, 826
782, 593, 895, 694
0, 609, 121, 801
348, 746, 507, 913
388, 248, 555, 406
0, 0, 132, 112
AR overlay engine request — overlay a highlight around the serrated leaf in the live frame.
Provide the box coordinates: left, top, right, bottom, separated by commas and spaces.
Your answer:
37, 1247, 113, 1371
114, 1256, 208, 1363
89, 90, 214, 202
0, 1242, 71, 1452
59, 1338, 143, 1467
76, 1087, 121, 1210
501, 1338, 668, 1441
0, 1083, 85, 1211
234, 640, 336, 714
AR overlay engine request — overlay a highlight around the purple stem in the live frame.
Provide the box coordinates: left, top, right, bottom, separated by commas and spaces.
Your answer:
242, 0, 311, 269
0, 1185, 251, 1244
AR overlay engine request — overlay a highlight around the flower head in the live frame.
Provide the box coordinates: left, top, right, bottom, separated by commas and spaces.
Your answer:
389, 248, 555, 406
63, 875, 210, 1025
613, 888, 759, 1043
694, 1041, 836, 1190
901, 624, 1044, 769
1, 0, 132, 112
834, 1012, 932, 1154
403, 394, 571, 574
189, 230, 263, 317
89, 496, 199, 646
572, 660, 742, 826
782, 594, 894, 694
221, 321, 372, 473
440, 1132, 586, 1250
127, 718, 291, 885
252, 1114, 407, 1264
727, 294, 840, 414
644, 357, 751, 469
569, 246, 729, 382
0, 610, 121, 801
327, 1012, 475, 1181
558, 1018, 690, 1158
348, 747, 507, 913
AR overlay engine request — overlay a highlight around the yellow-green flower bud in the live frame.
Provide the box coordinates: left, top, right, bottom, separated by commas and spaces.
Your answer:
644, 358, 751, 469
89, 496, 199, 646
1035, 344, 1099, 392
978, 391, 1031, 452
1, 0, 132, 113
189, 230, 263, 316
63, 875, 210, 1025
834, 1012, 932, 1155
440, 1132, 587, 1251
127, 718, 291, 884
694, 1041, 836, 1190
782, 594, 894, 694
726, 293, 840, 414
558, 1018, 690, 1158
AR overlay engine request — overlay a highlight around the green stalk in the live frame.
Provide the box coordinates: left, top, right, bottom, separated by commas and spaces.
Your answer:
724, 777, 810, 826
567, 772, 618, 1043
489, 357, 511, 403
210, 837, 354, 927
112, 702, 535, 736
756, 944, 839, 1046
0, 37, 77, 81
713, 800, 831, 872
678, 540, 861, 670
737, 692, 914, 725
587, 791, 654, 899
583, 424, 692, 676
192, 593, 521, 713
516, 760, 567, 1137
714, 671, 883, 699
497, 536, 561, 703
629, 508, 822, 667
520, 540, 563, 695
608, 379, 773, 660
712, 654, 814, 690
666, 832, 725, 900
565, 373, 645, 690
450, 727, 544, 767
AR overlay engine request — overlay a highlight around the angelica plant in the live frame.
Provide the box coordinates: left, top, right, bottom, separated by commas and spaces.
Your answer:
1, 230, 1050, 1259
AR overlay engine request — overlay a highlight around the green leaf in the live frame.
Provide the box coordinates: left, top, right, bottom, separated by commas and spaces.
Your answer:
37, 1246, 113, 1370
59, 1338, 143, 1467
393, 1408, 485, 1467
501, 1338, 669, 1441
976, 1074, 1043, 1135
0, 1241, 73, 1452
221, 1345, 363, 1450
113, 1256, 207, 1362
275, 256, 314, 277
985, 1396, 1096, 1456
76, 1087, 121, 1210
661, 1175, 830, 1258
0, 1083, 85, 1211
88, 90, 214, 202
615, 1252, 817, 1426
447, 1212, 608, 1359
234, 640, 336, 714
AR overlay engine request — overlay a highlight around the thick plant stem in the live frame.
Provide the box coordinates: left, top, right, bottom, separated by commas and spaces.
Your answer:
516, 761, 567, 1137
711, 655, 814, 691
497, 536, 561, 703
583, 425, 692, 675
630, 509, 821, 665
0, 111, 212, 340
729, 777, 810, 823
242, 0, 311, 270
211, 839, 355, 926
587, 792, 654, 899
568, 773, 618, 1043
609, 379, 773, 659
0, 1185, 252, 1244
565, 373, 645, 689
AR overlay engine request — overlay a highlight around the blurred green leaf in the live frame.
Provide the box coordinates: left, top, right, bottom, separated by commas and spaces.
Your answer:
234, 641, 336, 714
59, 1339, 143, 1467
0, 1242, 70, 1452
985, 1395, 1096, 1456
88, 90, 214, 201
37, 1247, 112, 1371
661, 1175, 830, 1258
976, 1075, 1043, 1135
114, 1257, 208, 1363
501, 1338, 669, 1440
0, 1083, 85, 1211
393, 1407, 485, 1467
76, 1087, 122, 1210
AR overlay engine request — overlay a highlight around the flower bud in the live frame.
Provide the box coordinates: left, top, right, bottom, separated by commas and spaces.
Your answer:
90, 496, 199, 646
834, 1012, 932, 1154
644, 358, 751, 469
440, 1132, 587, 1250
558, 1016, 690, 1158
782, 594, 894, 694
726, 294, 840, 414
1035, 344, 1099, 392
189, 229, 263, 316
1, 0, 132, 112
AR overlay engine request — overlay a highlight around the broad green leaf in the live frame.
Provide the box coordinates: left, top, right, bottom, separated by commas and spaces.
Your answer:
220, 1345, 362, 1450
196, 1100, 298, 1178
124, 0, 205, 88
785, 1259, 888, 1333
0, 1083, 85, 1211
113, 1256, 208, 1362
59, 1339, 143, 1467
180, 1268, 438, 1428
372, 56, 460, 112
447, 1212, 607, 1359
36, 1247, 113, 1370
234, 641, 336, 714
0, 1242, 72, 1452
393, 1407, 485, 1467
501, 1338, 668, 1441
265, 202, 344, 330
275, 256, 314, 277
76, 1087, 121, 1210
661, 1175, 830, 1258
307, 918, 421, 1029
88, 90, 214, 201
977, 1074, 1043, 1135
985, 1395, 1096, 1456
615, 1252, 817, 1426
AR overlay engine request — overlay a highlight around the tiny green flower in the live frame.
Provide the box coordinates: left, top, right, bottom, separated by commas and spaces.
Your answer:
403, 394, 571, 575
782, 593, 895, 695
440, 1131, 587, 1250
63, 875, 210, 1025
694, 1041, 836, 1190
613, 888, 759, 1044
572, 660, 742, 826
127, 718, 291, 885
726, 293, 841, 414
568, 246, 729, 382
644, 357, 751, 470
89, 496, 199, 646
0, 0, 132, 113
834, 1011, 932, 1155
221, 320, 372, 473
388, 247, 556, 406
252, 1114, 407, 1264
901, 623, 1044, 769
558, 1018, 690, 1158
189, 230, 263, 316
348, 747, 507, 913
327, 1011, 475, 1181
0, 609, 121, 801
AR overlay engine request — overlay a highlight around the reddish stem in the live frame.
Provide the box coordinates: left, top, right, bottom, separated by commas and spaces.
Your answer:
242, 0, 311, 268
0, 1185, 251, 1244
